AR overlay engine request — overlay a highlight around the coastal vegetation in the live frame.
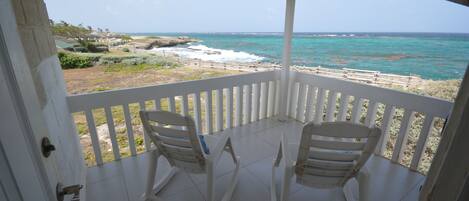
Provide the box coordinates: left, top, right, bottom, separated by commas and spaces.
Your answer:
57, 51, 181, 70
58, 52, 96, 69
51, 20, 92, 39
52, 20, 196, 70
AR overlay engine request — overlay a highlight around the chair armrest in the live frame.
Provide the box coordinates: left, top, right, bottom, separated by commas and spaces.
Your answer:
207, 131, 232, 163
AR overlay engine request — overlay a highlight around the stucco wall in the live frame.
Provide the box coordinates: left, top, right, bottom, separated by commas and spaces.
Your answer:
10, 0, 85, 190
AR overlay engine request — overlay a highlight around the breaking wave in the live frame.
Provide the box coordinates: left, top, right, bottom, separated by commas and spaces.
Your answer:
150, 44, 264, 63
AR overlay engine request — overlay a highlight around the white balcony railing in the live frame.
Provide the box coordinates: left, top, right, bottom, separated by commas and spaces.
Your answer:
288, 71, 452, 171
67, 70, 453, 172
67, 71, 280, 166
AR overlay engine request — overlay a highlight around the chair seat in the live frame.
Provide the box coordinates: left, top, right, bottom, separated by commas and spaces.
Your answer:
203, 132, 228, 152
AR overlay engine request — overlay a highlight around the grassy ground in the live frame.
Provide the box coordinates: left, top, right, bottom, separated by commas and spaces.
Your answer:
65, 61, 461, 173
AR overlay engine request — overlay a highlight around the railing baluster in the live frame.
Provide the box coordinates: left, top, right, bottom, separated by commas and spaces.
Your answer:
85, 110, 103, 165
216, 89, 223, 132
182, 94, 189, 116
325, 91, 338, 122
226, 88, 233, 129
351, 98, 364, 123
268, 81, 275, 117
304, 85, 315, 122
314, 88, 326, 124
245, 84, 252, 124
365, 101, 378, 127
236, 85, 243, 126
260, 82, 268, 119
104, 107, 121, 160
337, 94, 350, 121
289, 82, 299, 118
392, 110, 416, 163
410, 115, 435, 170
123, 104, 137, 156
296, 83, 307, 122
252, 83, 260, 121
138, 102, 151, 151
377, 105, 396, 155
154, 98, 161, 111
168, 96, 176, 112
194, 92, 202, 134
274, 80, 280, 115
205, 90, 213, 134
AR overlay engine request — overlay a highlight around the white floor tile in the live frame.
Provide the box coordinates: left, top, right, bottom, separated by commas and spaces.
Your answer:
194, 168, 270, 201
85, 120, 427, 201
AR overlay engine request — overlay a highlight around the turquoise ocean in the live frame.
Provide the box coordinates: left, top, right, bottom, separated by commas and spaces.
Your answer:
135, 33, 469, 80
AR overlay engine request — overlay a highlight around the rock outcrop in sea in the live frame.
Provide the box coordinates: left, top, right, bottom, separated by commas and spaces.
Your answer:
131, 36, 199, 50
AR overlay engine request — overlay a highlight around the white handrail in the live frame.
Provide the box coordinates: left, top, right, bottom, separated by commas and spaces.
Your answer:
288, 71, 453, 171
68, 71, 280, 166
67, 71, 279, 113
68, 70, 452, 171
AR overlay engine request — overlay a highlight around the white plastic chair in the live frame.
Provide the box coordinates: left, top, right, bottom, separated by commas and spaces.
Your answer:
140, 110, 240, 201
271, 121, 381, 201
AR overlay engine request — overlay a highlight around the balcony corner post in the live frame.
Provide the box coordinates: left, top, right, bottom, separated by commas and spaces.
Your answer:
278, 0, 296, 121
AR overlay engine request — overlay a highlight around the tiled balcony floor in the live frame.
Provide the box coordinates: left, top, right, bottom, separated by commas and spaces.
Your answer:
86, 119, 425, 201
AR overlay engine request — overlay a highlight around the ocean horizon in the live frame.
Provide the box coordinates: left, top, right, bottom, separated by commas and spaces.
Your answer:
130, 32, 469, 80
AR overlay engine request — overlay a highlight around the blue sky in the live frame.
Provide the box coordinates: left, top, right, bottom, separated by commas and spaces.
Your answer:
44, 0, 469, 33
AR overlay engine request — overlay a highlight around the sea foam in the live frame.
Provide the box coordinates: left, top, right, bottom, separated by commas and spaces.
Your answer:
150, 44, 263, 63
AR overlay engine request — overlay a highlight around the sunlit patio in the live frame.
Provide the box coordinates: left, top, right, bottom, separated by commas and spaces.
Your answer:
85, 119, 425, 201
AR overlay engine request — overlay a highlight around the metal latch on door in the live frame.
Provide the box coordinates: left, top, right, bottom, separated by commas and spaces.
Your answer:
57, 183, 83, 201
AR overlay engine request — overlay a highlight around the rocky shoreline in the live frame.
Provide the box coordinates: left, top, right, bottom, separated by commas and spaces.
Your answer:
129, 36, 199, 50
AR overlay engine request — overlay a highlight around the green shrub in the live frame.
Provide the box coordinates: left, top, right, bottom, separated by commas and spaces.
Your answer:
58, 52, 94, 69
97, 55, 139, 65
122, 47, 130, 52
121, 58, 145, 65
146, 56, 179, 67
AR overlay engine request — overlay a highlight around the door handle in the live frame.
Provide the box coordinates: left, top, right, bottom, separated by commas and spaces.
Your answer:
41, 137, 56, 158
57, 183, 83, 201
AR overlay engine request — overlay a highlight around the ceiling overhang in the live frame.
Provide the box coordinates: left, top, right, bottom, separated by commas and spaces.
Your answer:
449, 0, 469, 6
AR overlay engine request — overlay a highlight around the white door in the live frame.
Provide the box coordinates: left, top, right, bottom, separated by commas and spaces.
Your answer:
0, 1, 84, 200
0, 53, 51, 201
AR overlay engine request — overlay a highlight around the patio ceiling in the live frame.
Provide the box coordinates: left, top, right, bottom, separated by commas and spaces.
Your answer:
449, 0, 469, 6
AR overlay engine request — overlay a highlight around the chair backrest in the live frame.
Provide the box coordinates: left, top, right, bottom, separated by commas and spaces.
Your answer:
295, 121, 381, 188
139, 110, 206, 173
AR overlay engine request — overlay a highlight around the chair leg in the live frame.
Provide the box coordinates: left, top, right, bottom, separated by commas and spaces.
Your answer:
212, 138, 240, 201
152, 167, 177, 195
280, 166, 292, 201
343, 170, 369, 201
357, 170, 369, 201
220, 155, 240, 201
207, 161, 215, 201
271, 159, 279, 201
143, 150, 159, 201
142, 151, 177, 201
271, 160, 293, 201
271, 142, 285, 201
